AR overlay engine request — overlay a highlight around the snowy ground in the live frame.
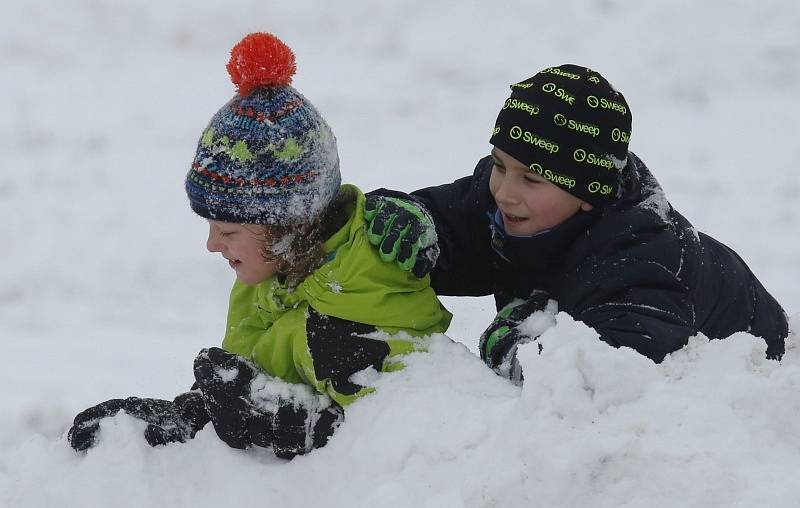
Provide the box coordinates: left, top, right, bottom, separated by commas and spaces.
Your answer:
2, 1, 799, 506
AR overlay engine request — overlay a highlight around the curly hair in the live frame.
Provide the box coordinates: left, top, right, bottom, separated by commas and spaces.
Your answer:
261, 186, 354, 290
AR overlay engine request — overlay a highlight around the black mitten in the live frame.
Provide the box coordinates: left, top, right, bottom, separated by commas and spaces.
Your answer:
68, 391, 209, 451
269, 397, 344, 459
68, 398, 126, 451
193, 347, 256, 450
194, 347, 344, 458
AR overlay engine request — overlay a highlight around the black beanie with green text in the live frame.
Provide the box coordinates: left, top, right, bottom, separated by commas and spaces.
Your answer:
489, 64, 632, 206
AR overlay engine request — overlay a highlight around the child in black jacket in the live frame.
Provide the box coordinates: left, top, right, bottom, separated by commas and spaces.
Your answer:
365, 64, 788, 382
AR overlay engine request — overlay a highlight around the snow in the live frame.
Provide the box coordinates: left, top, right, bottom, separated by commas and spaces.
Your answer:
2, 0, 800, 506
518, 299, 559, 339
214, 366, 240, 384
250, 371, 332, 413
5, 322, 800, 507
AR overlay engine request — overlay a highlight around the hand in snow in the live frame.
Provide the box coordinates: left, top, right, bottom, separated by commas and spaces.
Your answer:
269, 395, 344, 459
193, 347, 343, 459
67, 391, 210, 451
479, 290, 557, 386
364, 193, 439, 278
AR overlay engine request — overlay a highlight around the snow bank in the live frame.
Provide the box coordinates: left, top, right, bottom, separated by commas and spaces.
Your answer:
2, 315, 799, 507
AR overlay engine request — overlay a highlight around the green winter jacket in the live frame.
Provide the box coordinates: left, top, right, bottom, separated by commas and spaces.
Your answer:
221, 185, 452, 407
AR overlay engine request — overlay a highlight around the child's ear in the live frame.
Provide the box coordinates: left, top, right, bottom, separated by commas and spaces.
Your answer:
580, 202, 594, 212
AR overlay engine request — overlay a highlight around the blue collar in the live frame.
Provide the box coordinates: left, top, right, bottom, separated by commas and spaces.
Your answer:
491, 209, 551, 238
488, 207, 600, 267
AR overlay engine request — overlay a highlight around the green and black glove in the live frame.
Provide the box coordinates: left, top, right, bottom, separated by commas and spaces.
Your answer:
479, 290, 557, 386
364, 193, 439, 278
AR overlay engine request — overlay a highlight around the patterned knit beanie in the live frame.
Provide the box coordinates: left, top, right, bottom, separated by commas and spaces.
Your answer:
489, 64, 632, 206
185, 33, 340, 225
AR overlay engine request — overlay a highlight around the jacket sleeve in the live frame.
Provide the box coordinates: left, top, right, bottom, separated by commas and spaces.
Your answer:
412, 156, 497, 296
302, 306, 392, 406
371, 156, 497, 296
564, 254, 696, 363
223, 300, 404, 408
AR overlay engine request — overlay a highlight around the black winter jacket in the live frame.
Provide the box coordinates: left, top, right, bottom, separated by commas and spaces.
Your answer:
410, 153, 787, 362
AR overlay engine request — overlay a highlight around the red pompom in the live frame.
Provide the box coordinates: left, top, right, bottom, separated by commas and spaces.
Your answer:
226, 33, 297, 95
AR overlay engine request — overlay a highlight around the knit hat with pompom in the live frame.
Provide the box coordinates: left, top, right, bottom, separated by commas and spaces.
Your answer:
185, 33, 340, 225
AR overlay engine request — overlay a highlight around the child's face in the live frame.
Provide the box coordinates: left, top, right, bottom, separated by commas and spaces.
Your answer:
489, 147, 592, 236
206, 220, 278, 285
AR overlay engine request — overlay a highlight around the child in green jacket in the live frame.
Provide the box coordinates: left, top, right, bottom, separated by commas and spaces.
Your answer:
67, 33, 451, 459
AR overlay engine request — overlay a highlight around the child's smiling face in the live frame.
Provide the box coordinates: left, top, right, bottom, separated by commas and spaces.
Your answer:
206, 220, 278, 285
488, 147, 593, 236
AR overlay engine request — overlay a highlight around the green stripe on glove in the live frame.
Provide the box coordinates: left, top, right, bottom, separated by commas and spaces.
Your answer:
364, 194, 439, 277
478, 290, 557, 385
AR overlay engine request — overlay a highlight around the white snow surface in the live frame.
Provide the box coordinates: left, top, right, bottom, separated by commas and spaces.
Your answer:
2, 1, 800, 506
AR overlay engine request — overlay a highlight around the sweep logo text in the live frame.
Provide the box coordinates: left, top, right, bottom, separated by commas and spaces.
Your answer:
503, 98, 540, 117
509, 126, 560, 154
573, 148, 614, 169
542, 83, 576, 106
553, 114, 600, 138
588, 181, 613, 195
586, 95, 627, 115
541, 67, 581, 80
611, 127, 630, 143
529, 163, 576, 188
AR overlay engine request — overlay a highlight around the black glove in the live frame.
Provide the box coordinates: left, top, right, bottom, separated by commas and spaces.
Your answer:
193, 347, 344, 459
478, 290, 556, 385
364, 193, 440, 277
68, 391, 210, 451
268, 394, 344, 459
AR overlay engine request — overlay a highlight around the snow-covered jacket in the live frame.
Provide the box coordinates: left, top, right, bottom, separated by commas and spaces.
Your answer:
222, 185, 452, 407
409, 153, 787, 362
